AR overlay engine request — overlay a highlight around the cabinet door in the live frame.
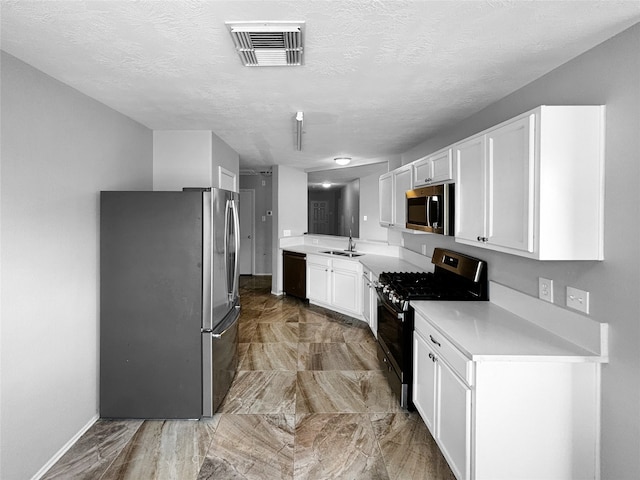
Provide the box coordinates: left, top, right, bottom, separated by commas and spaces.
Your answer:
413, 332, 437, 433
362, 274, 371, 326
379, 173, 394, 226
455, 135, 486, 243
369, 276, 378, 337
393, 166, 413, 228
430, 149, 454, 183
413, 157, 433, 187
437, 361, 471, 480
486, 115, 535, 252
331, 266, 360, 315
307, 262, 330, 304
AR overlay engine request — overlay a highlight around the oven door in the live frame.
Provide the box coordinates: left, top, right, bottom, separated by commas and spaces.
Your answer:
375, 289, 405, 381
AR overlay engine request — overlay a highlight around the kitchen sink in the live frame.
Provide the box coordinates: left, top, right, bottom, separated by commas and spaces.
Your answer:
320, 250, 363, 258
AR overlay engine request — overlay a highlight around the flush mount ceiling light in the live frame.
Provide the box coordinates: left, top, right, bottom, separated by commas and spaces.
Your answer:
296, 111, 304, 151
226, 21, 304, 67
322, 182, 331, 188
334, 157, 351, 166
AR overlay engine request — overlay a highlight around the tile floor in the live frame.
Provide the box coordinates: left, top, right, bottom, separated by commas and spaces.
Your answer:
43, 276, 455, 480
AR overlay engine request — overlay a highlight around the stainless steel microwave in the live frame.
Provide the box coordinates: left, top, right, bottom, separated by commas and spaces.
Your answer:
406, 183, 455, 235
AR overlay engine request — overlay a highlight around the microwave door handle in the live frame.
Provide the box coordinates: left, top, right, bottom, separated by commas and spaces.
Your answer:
433, 195, 441, 228
425, 196, 431, 227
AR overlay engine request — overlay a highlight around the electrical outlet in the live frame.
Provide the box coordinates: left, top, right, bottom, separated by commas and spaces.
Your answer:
312, 238, 319, 245
363, 215, 368, 221
566, 286, 590, 314
421, 245, 427, 255
538, 277, 554, 303
261, 215, 266, 222
283, 229, 291, 237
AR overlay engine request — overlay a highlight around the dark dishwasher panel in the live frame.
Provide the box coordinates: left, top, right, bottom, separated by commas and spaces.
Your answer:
283, 250, 307, 299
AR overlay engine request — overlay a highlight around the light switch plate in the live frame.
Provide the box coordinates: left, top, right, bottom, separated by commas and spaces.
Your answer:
566, 286, 590, 314
538, 277, 554, 303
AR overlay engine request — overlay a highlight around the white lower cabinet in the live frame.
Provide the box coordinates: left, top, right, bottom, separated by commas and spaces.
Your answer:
361, 267, 379, 337
307, 258, 330, 304
413, 328, 470, 480
437, 360, 471, 480
413, 309, 601, 480
307, 254, 362, 317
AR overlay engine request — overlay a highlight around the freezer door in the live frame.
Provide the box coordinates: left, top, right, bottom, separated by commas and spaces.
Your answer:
202, 303, 240, 416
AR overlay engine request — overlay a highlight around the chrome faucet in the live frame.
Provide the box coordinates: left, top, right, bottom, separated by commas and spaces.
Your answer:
347, 229, 356, 252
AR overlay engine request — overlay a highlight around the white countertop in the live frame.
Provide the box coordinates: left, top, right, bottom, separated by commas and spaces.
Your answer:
281, 245, 427, 277
413, 296, 606, 363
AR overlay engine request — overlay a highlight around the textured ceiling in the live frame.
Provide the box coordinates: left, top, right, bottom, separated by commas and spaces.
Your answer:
2, 1, 639, 172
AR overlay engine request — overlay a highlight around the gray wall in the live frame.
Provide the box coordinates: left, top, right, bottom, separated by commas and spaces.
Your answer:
340, 179, 360, 237
400, 24, 640, 480
239, 174, 273, 274
0, 52, 153, 480
359, 169, 388, 242
271, 165, 308, 293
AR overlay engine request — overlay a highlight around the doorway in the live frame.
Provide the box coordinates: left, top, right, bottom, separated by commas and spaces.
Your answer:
239, 189, 255, 275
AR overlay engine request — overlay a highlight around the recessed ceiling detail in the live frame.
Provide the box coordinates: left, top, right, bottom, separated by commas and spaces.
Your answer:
226, 21, 304, 66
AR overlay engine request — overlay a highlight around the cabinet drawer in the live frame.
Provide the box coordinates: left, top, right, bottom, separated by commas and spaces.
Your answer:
307, 254, 330, 268
332, 258, 362, 273
415, 312, 472, 385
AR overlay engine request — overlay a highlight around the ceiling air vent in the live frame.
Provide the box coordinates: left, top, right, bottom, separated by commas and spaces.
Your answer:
226, 21, 304, 66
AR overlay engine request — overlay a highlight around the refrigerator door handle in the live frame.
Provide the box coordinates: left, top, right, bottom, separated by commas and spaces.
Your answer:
230, 199, 240, 301
211, 312, 239, 338
224, 198, 231, 299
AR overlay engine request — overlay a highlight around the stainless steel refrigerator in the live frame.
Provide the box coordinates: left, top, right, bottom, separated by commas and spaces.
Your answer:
100, 188, 240, 418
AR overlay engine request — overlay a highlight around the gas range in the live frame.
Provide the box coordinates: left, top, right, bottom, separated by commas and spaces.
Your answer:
374, 248, 488, 409
377, 248, 488, 312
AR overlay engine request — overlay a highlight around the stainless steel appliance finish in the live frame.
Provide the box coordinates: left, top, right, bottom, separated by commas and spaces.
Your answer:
406, 183, 454, 235
100, 188, 240, 419
375, 248, 488, 409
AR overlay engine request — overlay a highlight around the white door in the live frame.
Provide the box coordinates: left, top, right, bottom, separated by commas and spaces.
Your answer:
239, 189, 254, 275
486, 115, 535, 252
379, 173, 394, 226
455, 135, 486, 243
413, 332, 437, 433
307, 262, 330, 303
393, 165, 413, 228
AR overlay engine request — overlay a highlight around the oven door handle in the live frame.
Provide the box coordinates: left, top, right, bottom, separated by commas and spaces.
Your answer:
379, 296, 404, 320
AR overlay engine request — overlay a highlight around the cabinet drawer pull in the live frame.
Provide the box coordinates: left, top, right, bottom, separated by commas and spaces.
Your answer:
428, 352, 438, 362
429, 335, 441, 347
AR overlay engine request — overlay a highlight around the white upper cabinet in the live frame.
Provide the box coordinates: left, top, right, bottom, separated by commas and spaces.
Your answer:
455, 105, 605, 260
379, 164, 413, 229
413, 148, 454, 187
454, 135, 486, 245
379, 172, 394, 226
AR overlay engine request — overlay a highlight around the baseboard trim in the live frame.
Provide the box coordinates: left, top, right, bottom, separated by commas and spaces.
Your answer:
31, 413, 99, 480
